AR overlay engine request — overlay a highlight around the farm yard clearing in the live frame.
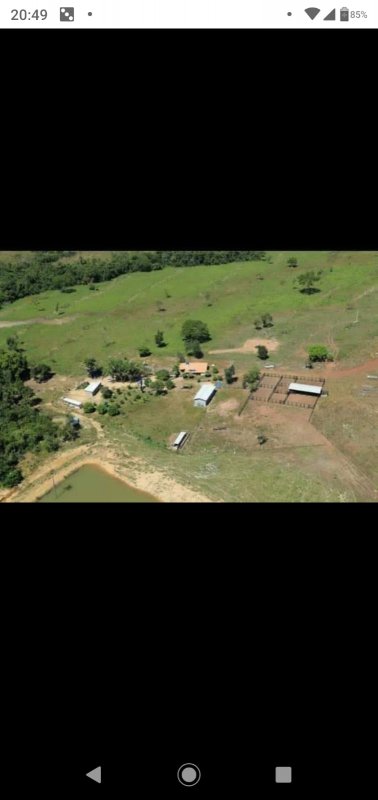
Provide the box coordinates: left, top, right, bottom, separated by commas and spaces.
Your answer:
1, 249, 378, 502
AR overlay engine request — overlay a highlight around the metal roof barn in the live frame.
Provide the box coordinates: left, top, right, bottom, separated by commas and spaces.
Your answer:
194, 383, 216, 407
289, 382, 322, 396
85, 380, 102, 395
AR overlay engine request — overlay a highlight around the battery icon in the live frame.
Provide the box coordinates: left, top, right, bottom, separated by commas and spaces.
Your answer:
340, 7, 349, 20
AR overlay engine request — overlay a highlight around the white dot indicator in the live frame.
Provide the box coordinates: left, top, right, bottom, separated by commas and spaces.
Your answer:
177, 763, 201, 786
69, 15, 73, 19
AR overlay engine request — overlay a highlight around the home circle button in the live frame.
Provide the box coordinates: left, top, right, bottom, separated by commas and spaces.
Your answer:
177, 763, 201, 786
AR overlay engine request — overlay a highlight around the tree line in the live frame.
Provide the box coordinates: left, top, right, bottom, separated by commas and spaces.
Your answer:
0, 341, 75, 488
0, 251, 266, 306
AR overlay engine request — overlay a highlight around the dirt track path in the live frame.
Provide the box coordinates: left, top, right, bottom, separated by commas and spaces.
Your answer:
0, 316, 77, 328
324, 357, 378, 379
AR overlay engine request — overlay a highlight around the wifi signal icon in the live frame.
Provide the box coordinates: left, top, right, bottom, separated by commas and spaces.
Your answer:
305, 7, 321, 19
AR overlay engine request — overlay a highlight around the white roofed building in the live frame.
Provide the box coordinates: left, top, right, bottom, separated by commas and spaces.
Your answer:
85, 380, 102, 396
288, 383, 322, 396
194, 383, 216, 408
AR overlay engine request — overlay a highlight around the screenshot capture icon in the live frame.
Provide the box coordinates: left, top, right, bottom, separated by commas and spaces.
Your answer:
60, 7, 75, 22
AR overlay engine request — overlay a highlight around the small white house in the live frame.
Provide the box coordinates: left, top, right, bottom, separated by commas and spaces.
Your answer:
85, 380, 102, 396
63, 397, 82, 408
194, 383, 216, 408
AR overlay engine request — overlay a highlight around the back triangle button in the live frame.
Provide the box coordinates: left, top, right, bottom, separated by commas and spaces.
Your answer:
86, 766, 101, 784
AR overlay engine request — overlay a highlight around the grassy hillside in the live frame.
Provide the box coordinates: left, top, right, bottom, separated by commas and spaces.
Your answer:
0, 251, 377, 374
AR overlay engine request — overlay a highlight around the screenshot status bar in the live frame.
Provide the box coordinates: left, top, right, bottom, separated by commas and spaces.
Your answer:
0, 2, 376, 28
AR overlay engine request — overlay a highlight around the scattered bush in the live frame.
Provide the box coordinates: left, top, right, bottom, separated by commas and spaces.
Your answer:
138, 346, 151, 357
256, 345, 269, 360
156, 369, 170, 382
30, 363, 53, 383
83, 402, 96, 413
308, 345, 329, 362
243, 367, 260, 390
155, 330, 165, 348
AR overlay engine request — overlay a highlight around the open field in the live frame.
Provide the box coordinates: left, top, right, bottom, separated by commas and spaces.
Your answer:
1, 250, 378, 502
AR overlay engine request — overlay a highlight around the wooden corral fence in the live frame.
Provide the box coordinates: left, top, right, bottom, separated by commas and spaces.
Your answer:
238, 393, 251, 415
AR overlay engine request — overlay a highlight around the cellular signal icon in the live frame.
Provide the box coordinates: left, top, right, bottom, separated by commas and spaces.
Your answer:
305, 7, 321, 19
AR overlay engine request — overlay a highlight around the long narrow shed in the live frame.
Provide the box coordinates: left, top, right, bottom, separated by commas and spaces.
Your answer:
63, 397, 82, 408
288, 383, 322, 396
173, 432, 188, 449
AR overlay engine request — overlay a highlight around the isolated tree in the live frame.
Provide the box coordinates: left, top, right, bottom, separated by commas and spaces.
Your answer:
257, 433, 267, 445
287, 257, 298, 268
172, 364, 180, 378
256, 345, 269, 360
224, 367, 234, 384
181, 319, 211, 345
166, 379, 175, 390
138, 346, 151, 357
100, 387, 113, 399
84, 357, 102, 378
261, 313, 273, 327
108, 358, 142, 382
296, 271, 322, 294
204, 292, 212, 306
254, 317, 263, 330
97, 403, 109, 415
31, 363, 52, 383
243, 367, 260, 390
156, 300, 165, 312
155, 330, 165, 348
185, 339, 203, 358
308, 345, 329, 362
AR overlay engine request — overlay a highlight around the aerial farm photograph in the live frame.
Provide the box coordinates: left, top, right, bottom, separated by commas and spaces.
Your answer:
0, 250, 377, 503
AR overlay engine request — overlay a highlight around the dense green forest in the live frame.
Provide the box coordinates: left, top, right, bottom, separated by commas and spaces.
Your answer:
0, 251, 266, 306
0, 342, 74, 488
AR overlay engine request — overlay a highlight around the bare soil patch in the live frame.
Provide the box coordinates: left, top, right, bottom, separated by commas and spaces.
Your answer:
216, 399, 240, 417
209, 338, 280, 355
